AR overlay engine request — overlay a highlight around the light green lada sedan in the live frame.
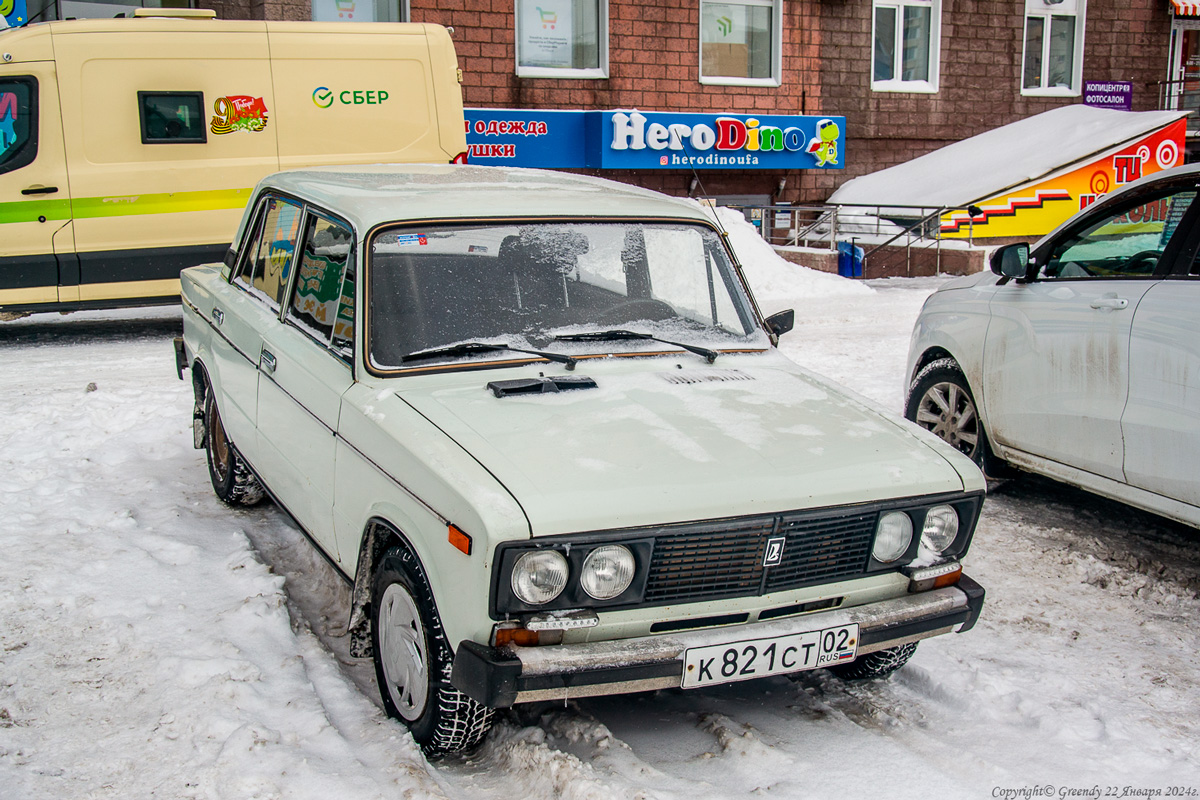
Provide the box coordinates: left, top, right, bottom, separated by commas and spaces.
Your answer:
175, 164, 987, 756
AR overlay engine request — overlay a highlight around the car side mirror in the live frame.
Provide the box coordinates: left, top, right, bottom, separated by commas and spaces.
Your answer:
765, 309, 795, 338
991, 243, 1030, 280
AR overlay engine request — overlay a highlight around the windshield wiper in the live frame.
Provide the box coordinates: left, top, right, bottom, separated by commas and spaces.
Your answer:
553, 330, 718, 364
401, 342, 577, 370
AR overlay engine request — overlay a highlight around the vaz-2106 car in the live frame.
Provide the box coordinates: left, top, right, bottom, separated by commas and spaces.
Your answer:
176, 165, 987, 755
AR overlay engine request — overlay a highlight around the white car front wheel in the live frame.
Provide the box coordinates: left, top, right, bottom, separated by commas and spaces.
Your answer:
905, 358, 989, 466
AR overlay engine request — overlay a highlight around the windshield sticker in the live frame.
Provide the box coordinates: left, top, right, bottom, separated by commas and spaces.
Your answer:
393, 234, 429, 247
0, 92, 17, 158
210, 95, 269, 135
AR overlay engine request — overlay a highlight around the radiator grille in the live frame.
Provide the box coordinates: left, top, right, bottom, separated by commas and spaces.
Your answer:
644, 509, 875, 605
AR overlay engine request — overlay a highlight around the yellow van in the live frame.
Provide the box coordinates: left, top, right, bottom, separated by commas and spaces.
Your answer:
0, 11, 466, 313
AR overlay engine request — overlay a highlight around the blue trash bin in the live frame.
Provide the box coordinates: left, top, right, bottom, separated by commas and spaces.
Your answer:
836, 241, 864, 278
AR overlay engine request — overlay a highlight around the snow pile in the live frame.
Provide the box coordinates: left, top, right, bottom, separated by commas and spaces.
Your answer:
829, 106, 1189, 208
714, 205, 872, 311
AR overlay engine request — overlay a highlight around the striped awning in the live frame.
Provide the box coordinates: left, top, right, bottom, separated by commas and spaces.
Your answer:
1172, 0, 1200, 16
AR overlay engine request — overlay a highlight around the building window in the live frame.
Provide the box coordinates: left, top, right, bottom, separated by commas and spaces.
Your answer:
1022, 0, 1085, 95
872, 0, 940, 92
311, 0, 409, 22
515, 0, 607, 79
699, 0, 782, 86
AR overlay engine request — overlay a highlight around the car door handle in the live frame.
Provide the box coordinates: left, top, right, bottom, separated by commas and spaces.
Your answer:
260, 349, 277, 374
20, 185, 59, 195
211, 307, 224, 326
1090, 297, 1129, 310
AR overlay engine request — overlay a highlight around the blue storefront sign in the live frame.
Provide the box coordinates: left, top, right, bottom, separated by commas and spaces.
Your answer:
1083, 81, 1133, 111
2, 0, 27, 28
464, 108, 846, 171
463, 109, 588, 168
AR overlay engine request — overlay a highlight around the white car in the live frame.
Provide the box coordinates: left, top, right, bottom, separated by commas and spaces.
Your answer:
176, 164, 986, 756
906, 164, 1200, 528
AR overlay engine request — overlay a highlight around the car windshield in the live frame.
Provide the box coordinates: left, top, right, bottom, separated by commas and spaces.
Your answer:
366, 220, 767, 370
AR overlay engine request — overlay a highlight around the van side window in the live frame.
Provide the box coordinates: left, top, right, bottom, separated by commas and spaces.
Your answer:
0, 77, 38, 175
138, 92, 207, 144
287, 214, 356, 362
234, 197, 303, 310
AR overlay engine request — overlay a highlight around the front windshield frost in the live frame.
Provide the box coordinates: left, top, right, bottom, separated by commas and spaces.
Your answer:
367, 221, 763, 369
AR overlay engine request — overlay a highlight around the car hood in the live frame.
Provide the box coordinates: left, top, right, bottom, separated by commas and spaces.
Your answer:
395, 355, 972, 536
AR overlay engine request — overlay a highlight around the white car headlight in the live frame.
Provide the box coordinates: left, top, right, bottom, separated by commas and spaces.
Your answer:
921, 505, 960, 553
873, 511, 913, 563
580, 545, 635, 600
511, 550, 569, 605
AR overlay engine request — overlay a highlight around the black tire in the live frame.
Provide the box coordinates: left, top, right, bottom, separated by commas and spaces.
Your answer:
828, 643, 918, 680
370, 544, 495, 757
904, 358, 993, 469
204, 391, 264, 507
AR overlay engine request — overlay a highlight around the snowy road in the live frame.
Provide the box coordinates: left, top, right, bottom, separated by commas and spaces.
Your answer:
2, 241, 1199, 798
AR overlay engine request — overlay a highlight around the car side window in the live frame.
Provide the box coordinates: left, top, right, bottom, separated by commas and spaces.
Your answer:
1039, 190, 1196, 280
233, 196, 303, 310
287, 213, 356, 363
0, 77, 38, 175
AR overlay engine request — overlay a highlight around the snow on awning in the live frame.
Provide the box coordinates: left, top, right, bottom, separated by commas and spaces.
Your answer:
1171, 0, 1200, 16
827, 106, 1190, 210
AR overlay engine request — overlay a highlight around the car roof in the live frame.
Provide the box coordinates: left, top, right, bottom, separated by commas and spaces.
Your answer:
259, 164, 718, 230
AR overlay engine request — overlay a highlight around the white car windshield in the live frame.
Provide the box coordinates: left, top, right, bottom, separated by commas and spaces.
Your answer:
366, 221, 767, 370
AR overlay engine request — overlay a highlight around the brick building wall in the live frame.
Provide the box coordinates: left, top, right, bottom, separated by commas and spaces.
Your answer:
194, 0, 1176, 205
406, 0, 825, 203
811, 0, 1173, 202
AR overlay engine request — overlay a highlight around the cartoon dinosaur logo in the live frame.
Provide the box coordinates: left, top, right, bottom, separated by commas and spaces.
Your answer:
807, 118, 840, 167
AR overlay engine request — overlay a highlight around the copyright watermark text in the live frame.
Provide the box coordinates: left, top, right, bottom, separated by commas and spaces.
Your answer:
992, 787, 1198, 800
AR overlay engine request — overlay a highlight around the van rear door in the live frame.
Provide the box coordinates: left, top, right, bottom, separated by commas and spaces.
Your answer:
0, 64, 74, 311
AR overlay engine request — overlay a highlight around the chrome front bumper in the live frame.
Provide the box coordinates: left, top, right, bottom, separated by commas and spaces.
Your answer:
451, 575, 984, 708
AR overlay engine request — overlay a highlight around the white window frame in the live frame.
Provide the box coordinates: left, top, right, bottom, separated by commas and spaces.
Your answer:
871, 0, 941, 93
514, 0, 609, 80
698, 0, 783, 88
1021, 0, 1086, 97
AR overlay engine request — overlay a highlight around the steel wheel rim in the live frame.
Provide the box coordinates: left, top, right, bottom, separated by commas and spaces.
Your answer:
915, 380, 980, 458
208, 401, 231, 477
378, 583, 429, 721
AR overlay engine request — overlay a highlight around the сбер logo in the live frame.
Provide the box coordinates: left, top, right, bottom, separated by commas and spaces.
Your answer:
312, 87, 334, 109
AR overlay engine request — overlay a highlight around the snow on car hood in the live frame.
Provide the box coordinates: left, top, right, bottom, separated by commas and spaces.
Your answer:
396, 355, 970, 536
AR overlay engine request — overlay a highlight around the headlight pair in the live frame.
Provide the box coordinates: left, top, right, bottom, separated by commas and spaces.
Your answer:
872, 504, 961, 563
512, 545, 635, 606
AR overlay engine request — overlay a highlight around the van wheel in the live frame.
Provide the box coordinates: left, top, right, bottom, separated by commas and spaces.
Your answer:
371, 545, 495, 757
204, 392, 263, 506
828, 643, 918, 680
905, 358, 992, 468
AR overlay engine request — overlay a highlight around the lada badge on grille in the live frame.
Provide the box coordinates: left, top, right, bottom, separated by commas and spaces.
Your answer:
762, 536, 787, 567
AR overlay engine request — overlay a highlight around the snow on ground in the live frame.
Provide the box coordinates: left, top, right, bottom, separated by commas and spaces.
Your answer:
2, 234, 1199, 799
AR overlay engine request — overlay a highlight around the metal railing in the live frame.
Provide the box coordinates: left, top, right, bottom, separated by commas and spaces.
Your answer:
726, 202, 983, 276
1151, 78, 1200, 128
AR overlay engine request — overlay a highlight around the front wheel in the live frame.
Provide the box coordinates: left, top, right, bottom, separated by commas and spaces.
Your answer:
905, 358, 990, 467
370, 545, 495, 757
828, 643, 918, 680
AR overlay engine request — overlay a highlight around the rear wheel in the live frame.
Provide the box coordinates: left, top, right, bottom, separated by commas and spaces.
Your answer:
370, 544, 495, 757
828, 643, 918, 680
204, 392, 263, 506
905, 358, 990, 467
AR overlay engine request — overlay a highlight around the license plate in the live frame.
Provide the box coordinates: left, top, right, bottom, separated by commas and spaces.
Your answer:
681, 623, 859, 689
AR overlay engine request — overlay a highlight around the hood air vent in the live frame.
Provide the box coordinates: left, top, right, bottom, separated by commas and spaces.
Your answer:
662, 369, 755, 385
487, 375, 597, 398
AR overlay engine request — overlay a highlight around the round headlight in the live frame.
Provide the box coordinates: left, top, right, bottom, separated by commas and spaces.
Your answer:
580, 545, 635, 600
873, 511, 913, 563
922, 505, 960, 553
511, 550, 569, 605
